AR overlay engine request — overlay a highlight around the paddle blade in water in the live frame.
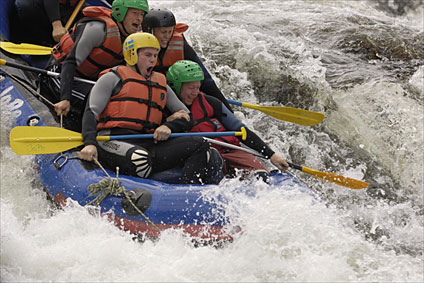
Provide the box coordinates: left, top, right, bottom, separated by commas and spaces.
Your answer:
258, 105, 324, 126
226, 100, 325, 126
301, 166, 370, 190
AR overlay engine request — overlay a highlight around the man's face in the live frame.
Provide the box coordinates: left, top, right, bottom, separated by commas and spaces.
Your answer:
122, 8, 145, 35
136, 47, 159, 77
179, 81, 201, 106
153, 26, 174, 48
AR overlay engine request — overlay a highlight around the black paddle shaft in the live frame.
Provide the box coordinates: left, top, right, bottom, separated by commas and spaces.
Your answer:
288, 162, 303, 171
3, 60, 53, 77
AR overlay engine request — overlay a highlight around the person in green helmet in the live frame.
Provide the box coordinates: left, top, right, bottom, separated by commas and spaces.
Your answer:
40, 0, 149, 132
167, 60, 289, 182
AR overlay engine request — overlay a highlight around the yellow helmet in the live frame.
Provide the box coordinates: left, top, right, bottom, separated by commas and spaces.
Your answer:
123, 32, 160, 66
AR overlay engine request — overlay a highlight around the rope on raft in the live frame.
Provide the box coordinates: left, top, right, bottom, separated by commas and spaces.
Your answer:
86, 177, 122, 206
87, 159, 161, 232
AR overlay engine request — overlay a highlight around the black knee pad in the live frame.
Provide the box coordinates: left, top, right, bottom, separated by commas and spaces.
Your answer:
204, 147, 224, 184
130, 147, 152, 178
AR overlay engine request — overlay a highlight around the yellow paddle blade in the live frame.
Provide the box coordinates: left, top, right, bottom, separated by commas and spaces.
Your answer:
301, 166, 369, 190
242, 102, 324, 127
10, 126, 84, 155
0, 42, 53, 55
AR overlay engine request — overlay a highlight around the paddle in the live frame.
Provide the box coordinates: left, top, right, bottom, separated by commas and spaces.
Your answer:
0, 42, 53, 55
203, 137, 369, 190
227, 99, 324, 127
0, 1, 84, 56
65, 0, 85, 30
0, 59, 94, 84
286, 163, 369, 190
9, 126, 247, 155
1, 59, 325, 127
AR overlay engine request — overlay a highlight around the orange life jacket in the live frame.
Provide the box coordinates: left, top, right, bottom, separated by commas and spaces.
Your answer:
155, 23, 189, 73
97, 66, 168, 133
190, 93, 240, 150
52, 6, 123, 80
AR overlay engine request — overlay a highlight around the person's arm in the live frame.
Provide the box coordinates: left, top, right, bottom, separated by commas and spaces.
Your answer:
161, 86, 192, 133
59, 21, 106, 102
80, 72, 118, 161
81, 72, 119, 146
205, 95, 275, 158
43, 0, 66, 42
161, 114, 192, 133
165, 85, 189, 113
183, 39, 233, 111
43, 0, 61, 23
153, 84, 193, 141
164, 85, 190, 122
51, 20, 67, 42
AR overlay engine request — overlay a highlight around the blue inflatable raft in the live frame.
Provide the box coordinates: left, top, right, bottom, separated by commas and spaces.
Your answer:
0, 0, 313, 243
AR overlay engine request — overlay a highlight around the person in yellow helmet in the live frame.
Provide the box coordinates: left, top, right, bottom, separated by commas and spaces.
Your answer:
79, 33, 223, 185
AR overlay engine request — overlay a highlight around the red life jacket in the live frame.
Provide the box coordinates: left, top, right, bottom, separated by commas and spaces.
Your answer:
97, 66, 168, 133
52, 6, 123, 80
190, 93, 240, 150
155, 23, 189, 73
58, 0, 79, 5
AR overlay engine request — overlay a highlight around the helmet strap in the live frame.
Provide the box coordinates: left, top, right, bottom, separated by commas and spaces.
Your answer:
118, 21, 130, 38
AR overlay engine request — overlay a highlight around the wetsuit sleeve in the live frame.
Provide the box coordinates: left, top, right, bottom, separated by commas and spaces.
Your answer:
162, 87, 192, 132
161, 85, 192, 132
60, 21, 106, 101
162, 119, 192, 133
82, 72, 119, 146
43, 0, 61, 23
165, 85, 190, 113
162, 115, 193, 133
183, 39, 233, 112
205, 95, 275, 159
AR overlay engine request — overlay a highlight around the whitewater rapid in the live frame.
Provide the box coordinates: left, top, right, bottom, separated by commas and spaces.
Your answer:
1, 0, 423, 282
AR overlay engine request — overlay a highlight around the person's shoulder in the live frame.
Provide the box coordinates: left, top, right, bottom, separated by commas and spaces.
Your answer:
152, 72, 168, 87
175, 23, 189, 33
98, 69, 120, 81
84, 20, 107, 31
204, 94, 221, 104
202, 94, 223, 110
152, 71, 166, 80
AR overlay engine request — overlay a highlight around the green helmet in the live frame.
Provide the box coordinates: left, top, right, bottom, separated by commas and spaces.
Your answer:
166, 60, 204, 95
112, 0, 149, 22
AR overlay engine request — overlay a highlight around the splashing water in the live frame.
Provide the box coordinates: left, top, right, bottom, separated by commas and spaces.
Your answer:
1, 0, 423, 282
